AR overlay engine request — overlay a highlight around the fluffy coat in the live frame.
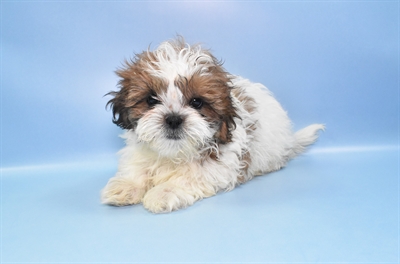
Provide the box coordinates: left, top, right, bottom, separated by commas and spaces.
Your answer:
101, 38, 324, 213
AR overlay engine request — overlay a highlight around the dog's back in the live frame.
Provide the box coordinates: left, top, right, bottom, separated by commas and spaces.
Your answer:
230, 76, 324, 177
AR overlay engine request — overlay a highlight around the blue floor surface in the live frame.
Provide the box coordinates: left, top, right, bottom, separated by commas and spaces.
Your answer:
2, 147, 398, 263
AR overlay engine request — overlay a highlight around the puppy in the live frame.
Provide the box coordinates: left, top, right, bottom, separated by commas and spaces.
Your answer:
101, 37, 324, 213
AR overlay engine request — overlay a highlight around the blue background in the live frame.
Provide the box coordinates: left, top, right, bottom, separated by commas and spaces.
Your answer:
1, 1, 399, 263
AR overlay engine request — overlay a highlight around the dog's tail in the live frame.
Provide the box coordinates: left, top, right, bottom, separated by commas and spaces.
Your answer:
289, 124, 325, 159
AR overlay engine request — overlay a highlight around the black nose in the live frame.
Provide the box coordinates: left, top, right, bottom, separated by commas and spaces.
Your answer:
165, 115, 183, 129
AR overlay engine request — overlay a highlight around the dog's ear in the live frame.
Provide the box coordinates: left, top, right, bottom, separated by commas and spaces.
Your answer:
215, 113, 236, 144
106, 88, 134, 130
106, 54, 168, 130
208, 80, 237, 145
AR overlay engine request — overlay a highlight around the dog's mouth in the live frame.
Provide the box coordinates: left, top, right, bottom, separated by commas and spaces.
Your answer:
165, 130, 183, 140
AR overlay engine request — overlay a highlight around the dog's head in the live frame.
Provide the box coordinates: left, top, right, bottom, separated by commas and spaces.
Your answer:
107, 37, 237, 160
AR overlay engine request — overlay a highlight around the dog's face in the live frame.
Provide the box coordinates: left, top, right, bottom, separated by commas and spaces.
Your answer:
107, 39, 237, 160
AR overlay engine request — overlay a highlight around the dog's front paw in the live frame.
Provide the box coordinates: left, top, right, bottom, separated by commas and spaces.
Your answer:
101, 177, 146, 206
142, 184, 196, 213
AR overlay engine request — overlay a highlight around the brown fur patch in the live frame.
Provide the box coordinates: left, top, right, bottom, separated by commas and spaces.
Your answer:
106, 52, 167, 129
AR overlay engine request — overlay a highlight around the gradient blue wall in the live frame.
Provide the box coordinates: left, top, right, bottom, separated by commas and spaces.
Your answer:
2, 1, 398, 167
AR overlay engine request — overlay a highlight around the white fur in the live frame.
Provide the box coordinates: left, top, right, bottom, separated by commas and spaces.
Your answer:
101, 40, 324, 213
147, 42, 214, 81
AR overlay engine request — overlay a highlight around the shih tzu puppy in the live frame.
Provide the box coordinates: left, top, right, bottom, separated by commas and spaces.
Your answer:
101, 37, 324, 213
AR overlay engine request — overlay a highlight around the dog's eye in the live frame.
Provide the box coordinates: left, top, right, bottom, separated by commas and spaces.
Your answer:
147, 95, 160, 106
190, 98, 203, 109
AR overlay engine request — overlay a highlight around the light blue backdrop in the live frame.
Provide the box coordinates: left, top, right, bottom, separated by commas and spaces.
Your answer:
2, 1, 398, 167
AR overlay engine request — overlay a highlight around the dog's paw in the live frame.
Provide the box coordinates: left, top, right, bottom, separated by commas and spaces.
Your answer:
142, 184, 196, 213
101, 177, 146, 206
